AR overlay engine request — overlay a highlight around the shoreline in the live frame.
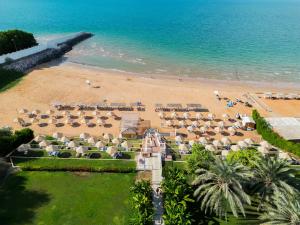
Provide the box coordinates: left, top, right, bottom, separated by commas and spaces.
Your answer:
63, 61, 300, 91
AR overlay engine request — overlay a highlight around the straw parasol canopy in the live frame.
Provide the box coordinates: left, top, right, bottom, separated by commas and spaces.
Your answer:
60, 136, 69, 143
278, 152, 291, 160
106, 111, 115, 117
17, 144, 30, 152
230, 145, 240, 151
234, 121, 242, 128
222, 114, 229, 120
179, 144, 188, 151
80, 132, 90, 140
32, 109, 41, 115
207, 113, 215, 121
171, 112, 178, 119
166, 120, 173, 127
158, 111, 165, 119
77, 111, 85, 116
205, 121, 212, 127
121, 141, 132, 150
221, 150, 229, 157
46, 109, 54, 115
183, 112, 190, 120
189, 140, 195, 147
175, 135, 183, 143
179, 120, 186, 127
46, 145, 57, 152
260, 141, 272, 150
212, 140, 222, 148
228, 127, 236, 136
221, 137, 231, 146
39, 140, 49, 148
214, 127, 221, 134
92, 111, 100, 116
214, 90, 220, 96
13, 118, 20, 123
80, 118, 89, 125
34, 135, 44, 142
112, 138, 120, 145
95, 141, 105, 149
187, 125, 194, 133
198, 137, 208, 145
52, 132, 63, 139
107, 146, 117, 156
237, 141, 248, 149
65, 118, 73, 125
103, 133, 113, 141
96, 118, 106, 126
76, 146, 87, 154
218, 121, 225, 129
257, 146, 270, 155
88, 137, 97, 144
48, 118, 57, 125
67, 141, 77, 148
192, 121, 199, 127
199, 126, 207, 134
18, 108, 28, 114
244, 138, 254, 145
205, 144, 217, 152
30, 118, 39, 124
195, 113, 203, 120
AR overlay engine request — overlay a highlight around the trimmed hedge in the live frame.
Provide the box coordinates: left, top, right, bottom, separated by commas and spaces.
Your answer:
0, 128, 34, 157
0, 68, 25, 92
0, 29, 37, 55
12, 157, 136, 173
252, 110, 300, 157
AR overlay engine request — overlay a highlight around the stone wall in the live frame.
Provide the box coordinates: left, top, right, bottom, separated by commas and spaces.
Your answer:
2, 32, 92, 72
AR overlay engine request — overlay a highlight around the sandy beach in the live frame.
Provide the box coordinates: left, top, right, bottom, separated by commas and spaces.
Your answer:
1, 62, 300, 142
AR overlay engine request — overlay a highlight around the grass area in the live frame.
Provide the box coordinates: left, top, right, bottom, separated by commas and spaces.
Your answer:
164, 161, 187, 171
12, 157, 136, 173
0, 171, 135, 225
0, 68, 25, 92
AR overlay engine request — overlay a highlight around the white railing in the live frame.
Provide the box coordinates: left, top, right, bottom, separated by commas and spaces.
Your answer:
0, 32, 85, 64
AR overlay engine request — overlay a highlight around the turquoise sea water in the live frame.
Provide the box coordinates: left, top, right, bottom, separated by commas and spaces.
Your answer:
1, 0, 300, 82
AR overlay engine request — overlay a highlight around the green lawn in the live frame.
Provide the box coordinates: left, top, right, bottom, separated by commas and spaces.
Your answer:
12, 157, 136, 173
0, 171, 135, 225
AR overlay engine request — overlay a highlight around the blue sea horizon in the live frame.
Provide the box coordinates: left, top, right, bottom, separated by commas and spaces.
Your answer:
1, 0, 300, 82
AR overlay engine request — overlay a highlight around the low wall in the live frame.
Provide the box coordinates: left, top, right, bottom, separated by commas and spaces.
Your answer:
1, 32, 92, 72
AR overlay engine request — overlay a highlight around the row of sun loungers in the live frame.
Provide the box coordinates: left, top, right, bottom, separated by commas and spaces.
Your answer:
52, 101, 146, 111
154, 103, 208, 112
263, 92, 300, 100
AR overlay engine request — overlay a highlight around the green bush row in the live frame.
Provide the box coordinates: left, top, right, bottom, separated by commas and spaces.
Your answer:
252, 110, 300, 157
12, 157, 136, 173
0, 29, 37, 55
0, 128, 34, 157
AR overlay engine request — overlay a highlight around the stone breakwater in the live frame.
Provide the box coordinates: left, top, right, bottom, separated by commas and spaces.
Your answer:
2, 32, 92, 72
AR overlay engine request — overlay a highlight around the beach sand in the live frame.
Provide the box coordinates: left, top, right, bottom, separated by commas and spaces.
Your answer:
1, 62, 300, 142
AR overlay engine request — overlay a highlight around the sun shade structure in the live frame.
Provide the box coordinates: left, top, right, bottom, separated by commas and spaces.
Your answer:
46, 145, 57, 152
189, 140, 195, 146
179, 144, 188, 151
259, 141, 272, 150
205, 144, 217, 152
39, 140, 49, 148
230, 145, 240, 151
195, 113, 203, 120
237, 140, 248, 149
87, 137, 97, 144
103, 133, 113, 141
198, 137, 208, 145
244, 138, 254, 145
60, 136, 69, 143
76, 146, 87, 154
121, 141, 132, 150
52, 132, 63, 139
18, 108, 28, 114
112, 138, 120, 145
221, 137, 231, 146
17, 144, 30, 152
95, 141, 105, 149
34, 135, 44, 142
212, 140, 222, 148
79, 133, 90, 140
107, 146, 117, 156
175, 135, 183, 142
67, 141, 77, 148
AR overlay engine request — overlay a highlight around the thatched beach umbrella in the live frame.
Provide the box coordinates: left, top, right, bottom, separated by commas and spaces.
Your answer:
60, 136, 69, 143
106, 111, 114, 118
34, 135, 44, 142
96, 118, 106, 126
222, 113, 229, 120
195, 113, 203, 120
18, 108, 28, 114
234, 121, 242, 128
46, 145, 57, 152
228, 127, 236, 136
32, 109, 41, 115
166, 120, 173, 127
92, 111, 100, 116
39, 140, 49, 148
260, 141, 271, 150
121, 141, 132, 150
188, 140, 195, 147
192, 121, 199, 127
179, 144, 188, 151
204, 121, 211, 128
221, 150, 229, 157
67, 141, 77, 148
30, 118, 39, 124
77, 111, 85, 116
179, 120, 186, 128
17, 144, 30, 152
199, 126, 207, 134
48, 118, 57, 125
80, 133, 90, 140
95, 141, 105, 149
76, 146, 87, 154
237, 141, 248, 149
52, 132, 63, 139
218, 121, 225, 129
207, 113, 215, 121
158, 111, 165, 119
212, 140, 222, 148
198, 137, 208, 145
230, 145, 240, 151
187, 125, 194, 133
221, 137, 231, 146
80, 118, 89, 125
107, 146, 117, 156
171, 112, 178, 119
205, 144, 216, 152
88, 137, 97, 144
65, 118, 73, 125
244, 138, 254, 145
183, 112, 190, 120
257, 146, 270, 155
46, 109, 54, 115
103, 133, 113, 142
112, 138, 120, 145
214, 127, 221, 134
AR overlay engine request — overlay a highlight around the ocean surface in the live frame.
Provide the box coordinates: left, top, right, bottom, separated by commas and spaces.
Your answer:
1, 0, 300, 82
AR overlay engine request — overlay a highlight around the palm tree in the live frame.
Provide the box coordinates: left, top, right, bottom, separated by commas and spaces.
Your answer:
251, 157, 297, 209
259, 191, 300, 225
192, 158, 252, 219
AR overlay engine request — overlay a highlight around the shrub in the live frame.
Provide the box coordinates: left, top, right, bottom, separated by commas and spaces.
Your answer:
129, 180, 153, 225
0, 29, 37, 55
252, 110, 300, 157
0, 128, 34, 157
187, 144, 214, 173
0, 68, 25, 92
226, 148, 261, 168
